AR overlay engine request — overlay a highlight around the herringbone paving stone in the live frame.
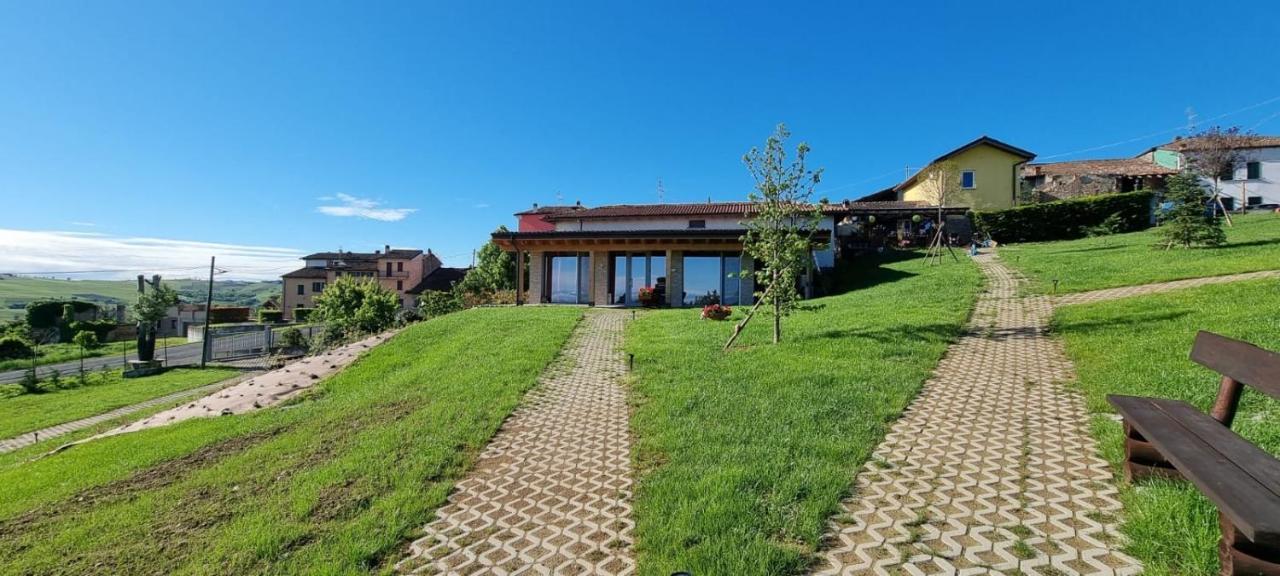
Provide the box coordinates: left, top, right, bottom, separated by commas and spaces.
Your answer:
816, 254, 1142, 576
396, 310, 634, 576
1054, 269, 1280, 306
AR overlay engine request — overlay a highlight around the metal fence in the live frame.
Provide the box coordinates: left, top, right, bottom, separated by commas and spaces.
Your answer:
205, 324, 326, 362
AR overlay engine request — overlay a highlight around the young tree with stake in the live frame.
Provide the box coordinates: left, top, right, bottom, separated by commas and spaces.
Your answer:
729, 124, 825, 346
914, 159, 962, 263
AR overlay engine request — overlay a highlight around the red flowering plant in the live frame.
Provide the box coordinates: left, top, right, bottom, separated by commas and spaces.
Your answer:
637, 286, 658, 307
700, 303, 732, 321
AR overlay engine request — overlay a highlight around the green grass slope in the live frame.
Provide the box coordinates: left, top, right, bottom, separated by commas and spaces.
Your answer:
0, 368, 238, 439
999, 212, 1280, 294
1054, 279, 1280, 574
0, 306, 581, 575
627, 254, 984, 575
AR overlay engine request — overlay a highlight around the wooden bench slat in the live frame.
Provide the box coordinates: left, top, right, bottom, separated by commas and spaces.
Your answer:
1191, 331, 1280, 401
1109, 395, 1280, 547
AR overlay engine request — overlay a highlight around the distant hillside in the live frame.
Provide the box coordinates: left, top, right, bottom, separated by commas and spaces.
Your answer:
0, 276, 282, 321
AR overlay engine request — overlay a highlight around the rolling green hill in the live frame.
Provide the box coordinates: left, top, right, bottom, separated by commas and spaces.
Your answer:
0, 276, 282, 321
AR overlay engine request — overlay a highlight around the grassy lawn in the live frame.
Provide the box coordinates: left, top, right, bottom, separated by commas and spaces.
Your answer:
0, 367, 240, 439
1053, 279, 1280, 575
627, 253, 984, 575
0, 277, 281, 321
0, 337, 191, 372
0, 307, 581, 575
999, 212, 1280, 294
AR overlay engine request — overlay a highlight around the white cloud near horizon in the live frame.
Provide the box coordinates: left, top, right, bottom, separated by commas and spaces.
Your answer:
316, 193, 416, 221
0, 229, 305, 281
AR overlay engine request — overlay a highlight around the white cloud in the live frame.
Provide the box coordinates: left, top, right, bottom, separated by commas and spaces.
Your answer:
0, 229, 304, 281
316, 193, 416, 222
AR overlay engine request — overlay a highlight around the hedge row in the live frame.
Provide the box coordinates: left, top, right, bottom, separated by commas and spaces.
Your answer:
973, 190, 1155, 244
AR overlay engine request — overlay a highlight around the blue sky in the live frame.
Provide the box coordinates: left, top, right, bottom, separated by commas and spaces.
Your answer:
2, 1, 1279, 278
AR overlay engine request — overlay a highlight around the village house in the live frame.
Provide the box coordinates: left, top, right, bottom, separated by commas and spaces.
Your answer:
1021, 158, 1178, 202
1139, 134, 1280, 209
280, 246, 442, 320
892, 136, 1036, 211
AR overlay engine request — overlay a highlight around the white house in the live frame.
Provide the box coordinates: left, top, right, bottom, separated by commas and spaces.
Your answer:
1141, 135, 1280, 209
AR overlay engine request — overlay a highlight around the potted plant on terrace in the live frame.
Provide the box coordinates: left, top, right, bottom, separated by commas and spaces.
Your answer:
637, 286, 658, 308
701, 303, 732, 321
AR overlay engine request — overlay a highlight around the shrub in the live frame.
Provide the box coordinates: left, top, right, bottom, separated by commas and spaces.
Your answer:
292, 307, 315, 322
69, 319, 116, 342
973, 190, 1154, 244
278, 327, 308, 350
25, 300, 97, 331
0, 336, 34, 361
418, 290, 463, 320
258, 309, 284, 323
313, 276, 400, 339
209, 307, 252, 324
72, 330, 101, 350
701, 304, 733, 321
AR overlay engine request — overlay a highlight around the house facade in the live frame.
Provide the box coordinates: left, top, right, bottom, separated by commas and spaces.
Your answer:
896, 136, 1036, 211
491, 202, 842, 307
1140, 135, 1280, 208
280, 245, 442, 320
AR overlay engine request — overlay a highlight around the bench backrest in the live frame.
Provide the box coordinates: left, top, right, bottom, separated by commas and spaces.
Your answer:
1190, 331, 1280, 401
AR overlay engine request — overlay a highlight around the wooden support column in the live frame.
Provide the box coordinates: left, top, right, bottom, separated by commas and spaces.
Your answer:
514, 247, 525, 306
1210, 375, 1245, 427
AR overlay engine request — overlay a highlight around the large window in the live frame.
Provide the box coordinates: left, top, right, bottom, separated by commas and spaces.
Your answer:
682, 252, 744, 306
546, 253, 590, 304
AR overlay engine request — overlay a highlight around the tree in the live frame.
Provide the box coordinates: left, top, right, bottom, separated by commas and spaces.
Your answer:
735, 124, 824, 345
60, 303, 76, 342
1184, 126, 1251, 224
313, 276, 400, 343
72, 330, 99, 380
132, 283, 178, 362
1157, 171, 1226, 249
457, 234, 515, 295
913, 159, 962, 263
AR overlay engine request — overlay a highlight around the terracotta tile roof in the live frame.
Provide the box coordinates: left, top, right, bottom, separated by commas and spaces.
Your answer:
301, 249, 423, 260
1159, 135, 1280, 152
282, 267, 328, 279
542, 201, 845, 220
1024, 158, 1178, 178
514, 204, 585, 216
836, 200, 935, 211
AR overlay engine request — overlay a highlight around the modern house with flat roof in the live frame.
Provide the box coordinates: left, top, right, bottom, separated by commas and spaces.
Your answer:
281, 245, 442, 320
491, 201, 846, 308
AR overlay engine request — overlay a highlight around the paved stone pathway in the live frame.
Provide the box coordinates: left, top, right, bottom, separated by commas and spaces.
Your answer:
817, 254, 1142, 576
0, 372, 254, 454
1054, 269, 1280, 306
397, 310, 634, 576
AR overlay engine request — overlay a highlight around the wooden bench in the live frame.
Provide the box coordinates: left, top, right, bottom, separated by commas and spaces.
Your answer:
1109, 331, 1280, 575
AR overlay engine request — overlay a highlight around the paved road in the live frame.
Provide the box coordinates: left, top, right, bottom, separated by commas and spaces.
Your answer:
0, 341, 205, 385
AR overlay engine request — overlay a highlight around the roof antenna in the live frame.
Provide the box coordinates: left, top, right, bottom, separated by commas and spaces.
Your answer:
555, 190, 564, 204
657, 177, 665, 203
1185, 106, 1198, 133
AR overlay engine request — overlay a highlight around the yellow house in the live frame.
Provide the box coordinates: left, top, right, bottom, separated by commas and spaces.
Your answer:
896, 136, 1036, 211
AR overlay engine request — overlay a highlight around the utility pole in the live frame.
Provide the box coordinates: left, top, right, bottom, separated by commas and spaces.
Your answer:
200, 256, 215, 368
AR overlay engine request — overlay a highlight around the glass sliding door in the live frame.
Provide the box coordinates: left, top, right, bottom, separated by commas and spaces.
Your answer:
681, 252, 744, 306
609, 252, 667, 306
546, 253, 590, 304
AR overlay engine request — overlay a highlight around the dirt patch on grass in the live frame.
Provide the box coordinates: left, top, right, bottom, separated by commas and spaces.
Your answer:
0, 426, 288, 539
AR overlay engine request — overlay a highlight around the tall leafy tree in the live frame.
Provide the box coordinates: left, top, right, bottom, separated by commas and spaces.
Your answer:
739, 123, 824, 344
458, 231, 516, 295
1157, 171, 1226, 249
